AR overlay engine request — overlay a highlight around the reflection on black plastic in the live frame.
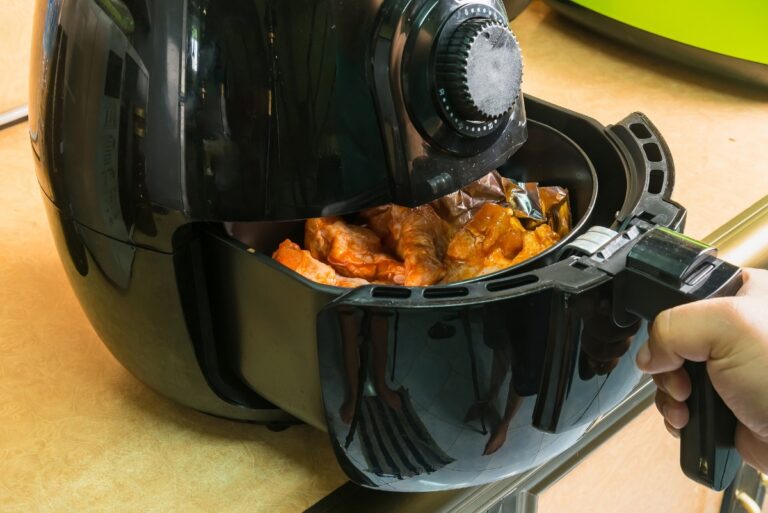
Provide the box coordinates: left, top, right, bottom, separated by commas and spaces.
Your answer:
318, 283, 646, 491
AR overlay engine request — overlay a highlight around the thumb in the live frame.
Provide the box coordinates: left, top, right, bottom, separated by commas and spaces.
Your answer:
636, 269, 768, 454
637, 268, 768, 374
636, 298, 743, 374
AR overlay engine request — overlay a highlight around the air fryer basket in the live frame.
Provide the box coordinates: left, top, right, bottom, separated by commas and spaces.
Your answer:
193, 97, 672, 425
186, 96, 682, 491
223, 116, 598, 279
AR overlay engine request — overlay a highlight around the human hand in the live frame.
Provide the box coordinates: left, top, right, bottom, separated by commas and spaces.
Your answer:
636, 268, 768, 473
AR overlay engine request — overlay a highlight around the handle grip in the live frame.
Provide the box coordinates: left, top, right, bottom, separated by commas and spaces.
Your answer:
619, 227, 744, 491
682, 361, 741, 491
679, 270, 743, 491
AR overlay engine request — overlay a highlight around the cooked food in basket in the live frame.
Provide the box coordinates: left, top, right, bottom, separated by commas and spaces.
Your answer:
273, 171, 572, 287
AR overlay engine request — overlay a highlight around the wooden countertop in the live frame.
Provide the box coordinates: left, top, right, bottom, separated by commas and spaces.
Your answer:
0, 1, 33, 114
1, 1, 766, 512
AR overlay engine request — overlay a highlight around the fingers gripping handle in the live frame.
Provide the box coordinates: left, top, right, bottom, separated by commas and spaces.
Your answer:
618, 227, 743, 491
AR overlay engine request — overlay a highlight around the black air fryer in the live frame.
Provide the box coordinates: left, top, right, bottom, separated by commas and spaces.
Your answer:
30, 0, 743, 493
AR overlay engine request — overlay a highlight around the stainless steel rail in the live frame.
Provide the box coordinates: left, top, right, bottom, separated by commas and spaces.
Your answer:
0, 105, 29, 131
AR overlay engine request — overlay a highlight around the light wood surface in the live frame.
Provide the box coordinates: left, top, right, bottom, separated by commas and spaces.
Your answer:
0, 0, 34, 113
538, 408, 723, 513
1, 1, 767, 512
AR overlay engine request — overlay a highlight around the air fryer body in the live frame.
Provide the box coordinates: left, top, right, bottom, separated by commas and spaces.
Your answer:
32, 0, 687, 492
30, 0, 526, 418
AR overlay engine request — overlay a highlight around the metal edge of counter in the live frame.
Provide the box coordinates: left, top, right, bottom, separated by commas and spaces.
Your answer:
305, 194, 768, 513
0, 105, 29, 130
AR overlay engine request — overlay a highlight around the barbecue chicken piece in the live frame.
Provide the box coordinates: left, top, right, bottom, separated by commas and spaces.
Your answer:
361, 205, 452, 286
510, 223, 562, 265
442, 203, 527, 283
272, 239, 370, 288
305, 217, 406, 284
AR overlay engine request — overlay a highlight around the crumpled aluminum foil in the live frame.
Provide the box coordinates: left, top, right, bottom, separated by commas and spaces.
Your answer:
430, 170, 571, 235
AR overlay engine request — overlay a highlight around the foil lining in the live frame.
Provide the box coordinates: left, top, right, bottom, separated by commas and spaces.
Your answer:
431, 170, 570, 233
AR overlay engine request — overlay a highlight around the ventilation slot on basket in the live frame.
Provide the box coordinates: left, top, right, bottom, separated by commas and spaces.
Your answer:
648, 169, 664, 194
423, 287, 469, 299
629, 123, 652, 139
643, 142, 663, 162
486, 275, 538, 292
371, 287, 411, 299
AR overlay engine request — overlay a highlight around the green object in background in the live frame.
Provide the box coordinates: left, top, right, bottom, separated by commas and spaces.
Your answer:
570, 0, 768, 64
95, 0, 135, 35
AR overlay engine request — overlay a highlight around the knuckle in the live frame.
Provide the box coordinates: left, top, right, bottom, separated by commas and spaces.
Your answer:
711, 298, 758, 350
752, 424, 768, 443
715, 298, 745, 327
654, 390, 670, 412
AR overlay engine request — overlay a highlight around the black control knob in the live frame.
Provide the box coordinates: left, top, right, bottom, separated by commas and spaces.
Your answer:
436, 18, 522, 135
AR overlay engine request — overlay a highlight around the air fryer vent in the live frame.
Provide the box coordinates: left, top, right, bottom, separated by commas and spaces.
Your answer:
643, 142, 663, 163
371, 287, 412, 299
423, 287, 469, 299
629, 122, 652, 139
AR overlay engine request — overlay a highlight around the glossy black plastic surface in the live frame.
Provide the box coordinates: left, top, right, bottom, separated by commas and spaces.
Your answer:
29, 0, 296, 422
682, 362, 741, 491
39, 196, 286, 422
528, 109, 684, 436
372, 0, 527, 204
309, 106, 686, 490
29, 0, 527, 245
29, 0, 191, 252
317, 263, 616, 491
